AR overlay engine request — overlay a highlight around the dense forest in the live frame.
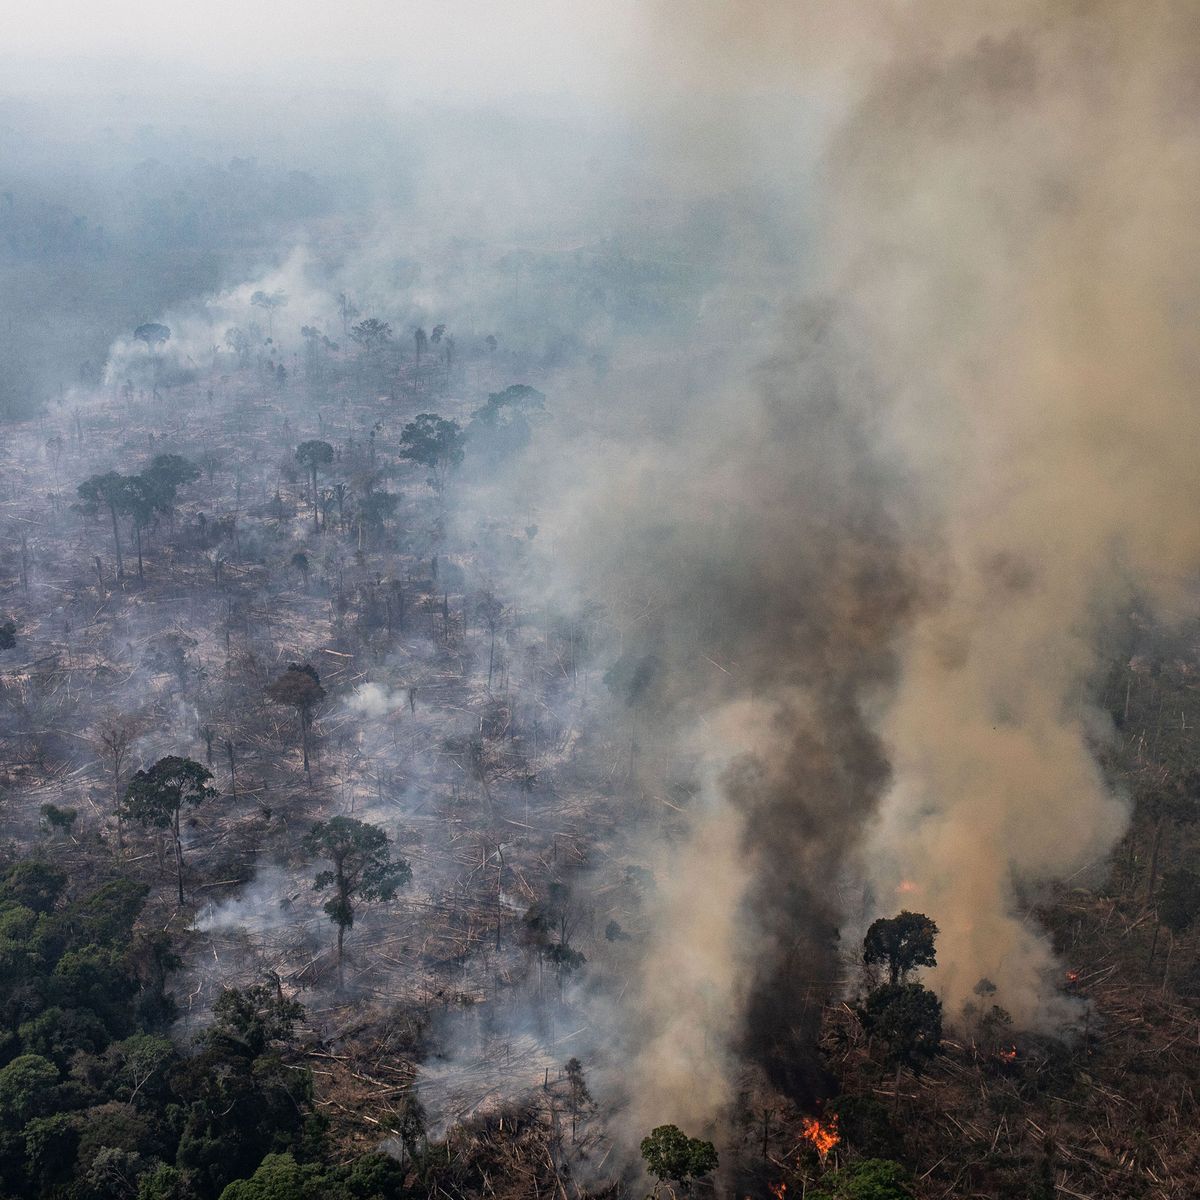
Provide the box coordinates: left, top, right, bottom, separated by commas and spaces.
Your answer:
4, 4, 1200, 1200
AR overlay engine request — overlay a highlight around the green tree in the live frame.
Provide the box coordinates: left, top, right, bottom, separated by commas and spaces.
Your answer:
639, 1124, 718, 1194
302, 817, 411, 990
398, 414, 464, 493
250, 290, 288, 336
859, 982, 943, 1114
265, 664, 326, 778
219, 1153, 315, 1200
0, 1054, 60, 1126
810, 1158, 913, 1200
209, 985, 304, 1057
295, 441, 334, 532
121, 756, 218, 904
863, 911, 938, 985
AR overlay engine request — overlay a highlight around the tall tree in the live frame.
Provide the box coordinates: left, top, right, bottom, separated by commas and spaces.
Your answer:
398, 414, 464, 494
265, 664, 326, 778
639, 1125, 718, 1196
76, 472, 131, 579
863, 911, 939, 986
121, 756, 217, 905
250, 290, 287, 337
303, 817, 411, 989
294, 441, 334, 533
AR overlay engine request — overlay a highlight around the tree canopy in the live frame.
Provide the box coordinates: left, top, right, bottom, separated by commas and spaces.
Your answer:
303, 816, 410, 989
863, 911, 939, 985
639, 1124, 718, 1185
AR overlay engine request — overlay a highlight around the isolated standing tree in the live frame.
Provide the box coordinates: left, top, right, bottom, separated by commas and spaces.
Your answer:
398, 414, 465, 494
121, 756, 217, 904
134, 323, 171, 353
863, 911, 939, 985
295, 440, 334, 533
265, 663, 326, 777
476, 590, 505, 690
250, 290, 287, 336
97, 719, 135, 850
122, 474, 159, 581
413, 325, 428, 367
640, 1125, 719, 1196
76, 471, 131, 578
303, 816, 411, 989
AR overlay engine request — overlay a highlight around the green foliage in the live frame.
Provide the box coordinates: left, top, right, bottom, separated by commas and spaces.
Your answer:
639, 1124, 718, 1183
0, 861, 66, 913
863, 912, 938, 985
217, 1150, 408, 1200
121, 756, 216, 832
860, 982, 943, 1072
809, 1158, 913, 1200
398, 414, 465, 487
303, 817, 410, 934
210, 986, 305, 1057
0, 1055, 60, 1126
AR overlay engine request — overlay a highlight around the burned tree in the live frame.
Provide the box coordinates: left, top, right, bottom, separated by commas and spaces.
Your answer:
265, 663, 325, 778
302, 816, 411, 989
120, 756, 217, 905
96, 719, 136, 850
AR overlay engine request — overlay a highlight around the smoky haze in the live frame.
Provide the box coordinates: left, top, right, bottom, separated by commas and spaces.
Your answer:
3, 0, 1198, 1174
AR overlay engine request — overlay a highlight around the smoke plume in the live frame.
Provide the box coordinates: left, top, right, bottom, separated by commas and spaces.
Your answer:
538, 0, 1200, 1131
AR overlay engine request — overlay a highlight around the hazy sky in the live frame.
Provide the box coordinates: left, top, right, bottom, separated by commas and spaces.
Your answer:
3, 0, 643, 99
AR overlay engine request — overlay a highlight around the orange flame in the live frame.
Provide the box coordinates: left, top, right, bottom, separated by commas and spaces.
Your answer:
1065, 969, 1079, 984
800, 1115, 840, 1159
998, 1045, 1018, 1063
896, 879, 921, 895
769, 1182, 787, 1199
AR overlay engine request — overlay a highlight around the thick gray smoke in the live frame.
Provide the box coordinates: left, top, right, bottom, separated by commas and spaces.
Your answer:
526, 0, 1200, 1133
